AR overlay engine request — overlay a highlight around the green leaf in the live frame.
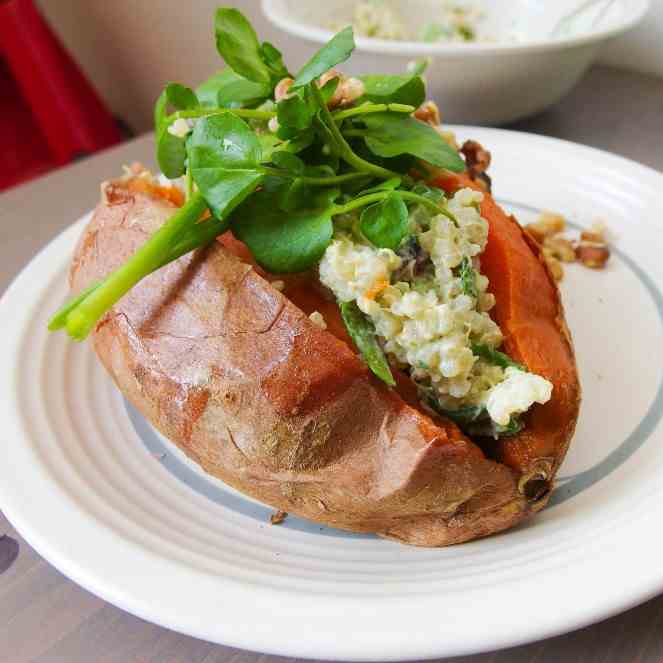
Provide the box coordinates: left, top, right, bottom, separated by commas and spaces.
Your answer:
459, 257, 478, 298
362, 113, 465, 171
154, 89, 168, 132
217, 77, 271, 108
215, 8, 271, 85
271, 150, 305, 174
470, 343, 525, 371
360, 74, 425, 107
292, 26, 355, 89
356, 177, 401, 196
312, 110, 341, 157
189, 112, 262, 167
283, 128, 315, 153
230, 188, 336, 273
410, 182, 446, 203
339, 301, 395, 386
277, 92, 314, 131
431, 403, 485, 427
258, 133, 282, 162
259, 41, 290, 80
187, 113, 264, 219
154, 90, 187, 177
304, 164, 336, 178
465, 412, 524, 438
360, 192, 408, 250
165, 83, 198, 110
494, 416, 524, 436
195, 70, 269, 109
156, 127, 187, 179
422, 395, 523, 439
408, 58, 431, 76
196, 71, 227, 107
319, 76, 340, 104
279, 179, 339, 213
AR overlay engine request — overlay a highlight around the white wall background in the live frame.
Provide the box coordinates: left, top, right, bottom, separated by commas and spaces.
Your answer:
36, 0, 663, 134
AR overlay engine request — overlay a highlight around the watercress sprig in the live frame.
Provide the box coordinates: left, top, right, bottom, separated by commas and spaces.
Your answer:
49, 7, 469, 343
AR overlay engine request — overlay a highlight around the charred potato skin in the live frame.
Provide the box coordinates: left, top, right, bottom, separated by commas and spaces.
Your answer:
68, 177, 578, 546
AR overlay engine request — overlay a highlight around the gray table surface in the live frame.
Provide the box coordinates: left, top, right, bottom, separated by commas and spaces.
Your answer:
1, 65, 662, 663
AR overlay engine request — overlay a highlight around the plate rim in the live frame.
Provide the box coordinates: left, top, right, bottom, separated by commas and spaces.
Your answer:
2, 127, 663, 661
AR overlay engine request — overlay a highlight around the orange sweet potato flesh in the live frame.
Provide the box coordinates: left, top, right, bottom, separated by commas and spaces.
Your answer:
434, 173, 581, 488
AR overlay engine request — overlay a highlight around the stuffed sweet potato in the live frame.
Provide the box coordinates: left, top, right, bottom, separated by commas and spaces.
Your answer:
53, 8, 580, 546
66, 167, 579, 546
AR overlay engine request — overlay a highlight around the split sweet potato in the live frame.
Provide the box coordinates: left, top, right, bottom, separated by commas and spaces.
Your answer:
68, 174, 579, 546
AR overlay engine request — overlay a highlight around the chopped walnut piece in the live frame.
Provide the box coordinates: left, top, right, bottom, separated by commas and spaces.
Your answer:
309, 310, 327, 329
270, 510, 288, 525
274, 77, 294, 101
580, 221, 607, 244
414, 100, 441, 126
580, 231, 605, 244
318, 68, 340, 89
461, 140, 491, 174
526, 212, 567, 243
543, 236, 576, 263
319, 70, 365, 108
460, 140, 492, 192
542, 249, 564, 281
576, 243, 610, 269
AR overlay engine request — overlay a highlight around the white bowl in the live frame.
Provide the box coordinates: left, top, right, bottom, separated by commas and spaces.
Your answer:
262, 0, 650, 125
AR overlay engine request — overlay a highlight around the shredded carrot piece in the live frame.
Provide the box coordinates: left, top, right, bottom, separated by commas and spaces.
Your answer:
365, 278, 388, 301
126, 178, 185, 207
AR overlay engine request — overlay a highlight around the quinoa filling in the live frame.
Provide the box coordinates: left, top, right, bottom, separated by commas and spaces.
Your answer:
319, 186, 553, 437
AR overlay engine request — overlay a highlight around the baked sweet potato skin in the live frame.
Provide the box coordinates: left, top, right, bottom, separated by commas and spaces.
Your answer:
68, 180, 551, 546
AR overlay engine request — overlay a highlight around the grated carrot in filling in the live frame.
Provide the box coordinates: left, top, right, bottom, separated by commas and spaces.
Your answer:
364, 278, 389, 301
126, 178, 185, 207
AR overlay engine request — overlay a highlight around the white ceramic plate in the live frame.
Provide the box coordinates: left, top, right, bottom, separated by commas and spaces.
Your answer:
1, 128, 663, 661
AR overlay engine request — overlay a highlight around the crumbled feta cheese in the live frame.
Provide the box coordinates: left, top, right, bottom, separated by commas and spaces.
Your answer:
167, 118, 191, 138
309, 311, 327, 330
319, 234, 401, 304
485, 368, 553, 426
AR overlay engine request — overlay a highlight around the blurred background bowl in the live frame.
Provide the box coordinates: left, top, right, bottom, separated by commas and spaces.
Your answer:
262, 0, 650, 125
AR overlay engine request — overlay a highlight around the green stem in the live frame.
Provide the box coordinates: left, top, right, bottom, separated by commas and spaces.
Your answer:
311, 84, 398, 181
185, 168, 194, 200
342, 130, 367, 138
333, 189, 454, 218
48, 282, 101, 331
260, 166, 370, 186
333, 192, 390, 216
169, 108, 275, 122
49, 214, 228, 334
64, 192, 207, 340
168, 217, 228, 258
400, 191, 450, 215
332, 103, 415, 123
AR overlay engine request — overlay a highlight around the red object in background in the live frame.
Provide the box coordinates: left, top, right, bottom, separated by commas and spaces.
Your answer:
0, 0, 123, 192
